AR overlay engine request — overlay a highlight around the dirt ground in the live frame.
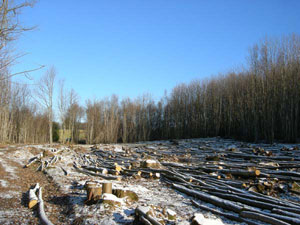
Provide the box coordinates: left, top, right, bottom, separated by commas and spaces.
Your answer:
0, 146, 70, 225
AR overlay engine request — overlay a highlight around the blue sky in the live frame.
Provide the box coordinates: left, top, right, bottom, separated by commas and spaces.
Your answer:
12, 0, 300, 102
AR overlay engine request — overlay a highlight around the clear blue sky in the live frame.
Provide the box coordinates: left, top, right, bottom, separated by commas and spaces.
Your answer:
12, 0, 300, 102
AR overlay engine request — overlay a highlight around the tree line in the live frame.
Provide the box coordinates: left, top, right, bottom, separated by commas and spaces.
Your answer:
83, 34, 300, 144
1, 2, 299, 144
0, 0, 49, 143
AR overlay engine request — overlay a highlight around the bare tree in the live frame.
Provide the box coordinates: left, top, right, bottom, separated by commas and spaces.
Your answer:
35, 66, 56, 144
0, 0, 44, 81
65, 89, 85, 143
57, 79, 68, 143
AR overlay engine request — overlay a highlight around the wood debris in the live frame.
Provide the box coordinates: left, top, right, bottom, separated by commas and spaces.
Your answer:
23, 139, 300, 224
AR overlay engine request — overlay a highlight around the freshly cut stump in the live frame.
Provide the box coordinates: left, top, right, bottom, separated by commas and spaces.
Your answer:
114, 163, 122, 172
85, 182, 102, 203
102, 182, 112, 194
142, 159, 161, 168
163, 208, 176, 221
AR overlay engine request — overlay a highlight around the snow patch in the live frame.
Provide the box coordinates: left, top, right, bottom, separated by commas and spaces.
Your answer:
147, 146, 157, 150
193, 213, 225, 225
1, 190, 19, 198
0, 157, 18, 178
0, 179, 8, 187
167, 208, 176, 216
114, 146, 124, 152
102, 193, 123, 203
8, 150, 34, 164
145, 159, 157, 164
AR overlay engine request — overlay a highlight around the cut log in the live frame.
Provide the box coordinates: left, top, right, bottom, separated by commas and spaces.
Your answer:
28, 183, 39, 209
48, 156, 58, 166
135, 206, 162, 225
81, 165, 109, 175
25, 157, 39, 168
60, 166, 68, 176
73, 165, 121, 180
25, 153, 43, 168
191, 200, 260, 225
272, 208, 300, 220
37, 161, 45, 171
139, 216, 152, 225
172, 183, 243, 213
208, 191, 300, 214
38, 187, 54, 225
240, 211, 290, 225
197, 166, 261, 177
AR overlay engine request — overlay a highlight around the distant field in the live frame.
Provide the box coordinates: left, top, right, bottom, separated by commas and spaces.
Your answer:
59, 129, 86, 142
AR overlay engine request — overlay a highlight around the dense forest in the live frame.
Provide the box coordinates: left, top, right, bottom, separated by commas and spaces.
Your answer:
0, 1, 300, 144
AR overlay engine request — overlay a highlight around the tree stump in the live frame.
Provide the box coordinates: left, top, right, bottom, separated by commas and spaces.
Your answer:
114, 163, 122, 172
112, 189, 139, 201
85, 182, 102, 204
102, 193, 122, 207
142, 159, 161, 168
102, 182, 112, 194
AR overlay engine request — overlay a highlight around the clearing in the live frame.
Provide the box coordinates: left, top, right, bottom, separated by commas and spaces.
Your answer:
0, 138, 299, 225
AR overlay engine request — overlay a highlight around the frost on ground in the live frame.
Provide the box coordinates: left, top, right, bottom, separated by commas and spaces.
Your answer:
0, 155, 18, 179
0, 138, 300, 224
0, 145, 70, 224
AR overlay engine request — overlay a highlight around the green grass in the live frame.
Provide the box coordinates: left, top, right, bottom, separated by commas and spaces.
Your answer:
59, 129, 86, 142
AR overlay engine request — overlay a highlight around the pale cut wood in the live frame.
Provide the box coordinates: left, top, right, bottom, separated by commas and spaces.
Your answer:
135, 206, 162, 225
81, 165, 108, 175
102, 182, 112, 194
25, 153, 43, 168
28, 183, 39, 209
37, 161, 45, 171
86, 186, 102, 202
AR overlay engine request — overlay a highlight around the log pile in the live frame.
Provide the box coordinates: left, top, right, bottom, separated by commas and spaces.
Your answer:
82, 140, 300, 225
27, 141, 298, 224
25, 150, 63, 172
